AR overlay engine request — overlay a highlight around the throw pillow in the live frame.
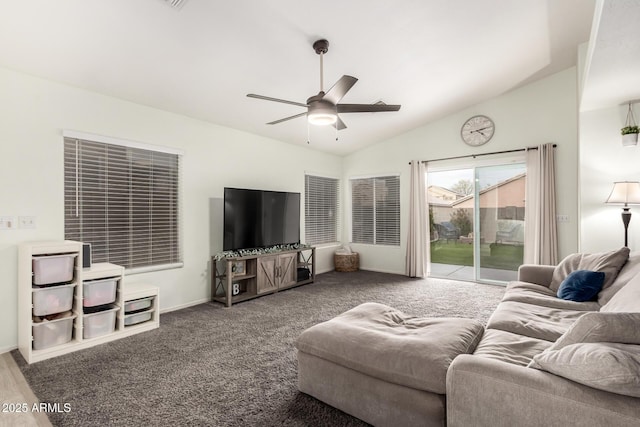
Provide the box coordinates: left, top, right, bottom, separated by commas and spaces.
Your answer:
549, 247, 630, 292
556, 270, 605, 302
600, 271, 640, 312
549, 312, 640, 351
529, 342, 640, 398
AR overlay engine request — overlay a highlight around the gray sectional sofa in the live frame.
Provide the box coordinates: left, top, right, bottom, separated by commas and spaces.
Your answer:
297, 247, 640, 426
447, 247, 640, 427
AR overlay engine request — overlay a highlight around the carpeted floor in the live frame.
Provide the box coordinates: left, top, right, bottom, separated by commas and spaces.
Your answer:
13, 270, 505, 426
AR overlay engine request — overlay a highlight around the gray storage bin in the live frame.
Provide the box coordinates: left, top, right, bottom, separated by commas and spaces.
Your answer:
32, 315, 76, 350
124, 296, 153, 314
32, 283, 75, 316
32, 254, 77, 285
83, 305, 118, 339
83, 277, 117, 307
124, 309, 153, 326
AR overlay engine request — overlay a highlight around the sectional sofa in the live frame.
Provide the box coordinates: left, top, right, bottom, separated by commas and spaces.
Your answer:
447, 247, 640, 426
297, 247, 640, 426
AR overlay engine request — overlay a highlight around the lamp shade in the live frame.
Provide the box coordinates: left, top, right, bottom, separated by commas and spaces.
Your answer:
605, 181, 640, 206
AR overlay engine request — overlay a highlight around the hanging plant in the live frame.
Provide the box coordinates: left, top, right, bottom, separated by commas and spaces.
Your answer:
621, 103, 639, 146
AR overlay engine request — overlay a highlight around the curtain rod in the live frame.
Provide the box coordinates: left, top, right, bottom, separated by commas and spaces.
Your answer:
409, 144, 557, 165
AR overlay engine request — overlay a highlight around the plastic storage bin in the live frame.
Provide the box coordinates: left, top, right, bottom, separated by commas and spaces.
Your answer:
32, 283, 75, 316
124, 296, 153, 314
32, 254, 77, 285
125, 309, 153, 326
83, 305, 118, 339
83, 277, 117, 307
32, 315, 76, 350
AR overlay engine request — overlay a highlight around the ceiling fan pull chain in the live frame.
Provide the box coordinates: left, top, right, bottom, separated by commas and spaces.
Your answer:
335, 123, 338, 141
307, 121, 311, 144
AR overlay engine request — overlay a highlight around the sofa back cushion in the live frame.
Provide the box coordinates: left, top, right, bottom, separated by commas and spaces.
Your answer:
599, 251, 640, 305
550, 247, 629, 293
529, 342, 640, 398
601, 272, 640, 313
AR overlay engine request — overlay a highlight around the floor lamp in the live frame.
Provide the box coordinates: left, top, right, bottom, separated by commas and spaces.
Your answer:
605, 181, 640, 247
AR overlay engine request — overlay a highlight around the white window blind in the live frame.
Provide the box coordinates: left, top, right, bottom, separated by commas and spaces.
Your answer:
351, 175, 400, 246
305, 174, 340, 245
64, 136, 182, 271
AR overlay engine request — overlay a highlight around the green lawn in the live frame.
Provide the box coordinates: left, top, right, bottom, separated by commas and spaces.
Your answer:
430, 241, 523, 271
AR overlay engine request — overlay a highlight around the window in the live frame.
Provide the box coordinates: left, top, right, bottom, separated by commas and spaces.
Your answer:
63, 131, 182, 271
351, 175, 400, 246
305, 174, 340, 245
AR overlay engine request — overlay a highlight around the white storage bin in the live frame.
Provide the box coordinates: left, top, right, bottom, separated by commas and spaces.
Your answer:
83, 277, 117, 307
32, 315, 76, 350
124, 296, 153, 314
32, 254, 77, 285
32, 284, 75, 316
83, 305, 118, 339
125, 309, 154, 326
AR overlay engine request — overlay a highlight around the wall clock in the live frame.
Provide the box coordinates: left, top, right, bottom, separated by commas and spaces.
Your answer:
461, 115, 495, 146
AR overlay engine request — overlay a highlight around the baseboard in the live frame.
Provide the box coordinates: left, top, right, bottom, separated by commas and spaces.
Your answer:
160, 297, 210, 314
356, 267, 405, 275
0, 344, 18, 355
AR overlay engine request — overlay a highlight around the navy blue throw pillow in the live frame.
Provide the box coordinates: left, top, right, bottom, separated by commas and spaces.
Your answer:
557, 270, 605, 302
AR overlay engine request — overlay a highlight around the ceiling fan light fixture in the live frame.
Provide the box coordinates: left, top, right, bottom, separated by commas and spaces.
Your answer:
308, 112, 337, 126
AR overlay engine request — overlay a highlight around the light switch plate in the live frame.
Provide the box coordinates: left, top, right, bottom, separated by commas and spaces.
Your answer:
0, 216, 16, 230
19, 216, 36, 229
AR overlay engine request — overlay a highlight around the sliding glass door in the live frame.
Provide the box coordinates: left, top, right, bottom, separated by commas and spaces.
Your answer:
428, 157, 526, 283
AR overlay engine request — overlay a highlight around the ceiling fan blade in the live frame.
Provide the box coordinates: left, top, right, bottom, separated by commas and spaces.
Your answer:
335, 116, 347, 130
322, 75, 358, 104
266, 112, 307, 125
247, 94, 308, 108
337, 103, 401, 113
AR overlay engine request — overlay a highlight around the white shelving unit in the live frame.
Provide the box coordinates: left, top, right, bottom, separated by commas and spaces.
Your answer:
18, 241, 159, 364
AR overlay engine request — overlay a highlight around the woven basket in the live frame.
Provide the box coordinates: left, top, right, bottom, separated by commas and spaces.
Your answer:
334, 253, 359, 272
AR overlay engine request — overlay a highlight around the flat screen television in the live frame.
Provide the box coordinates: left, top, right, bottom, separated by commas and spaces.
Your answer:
223, 187, 300, 251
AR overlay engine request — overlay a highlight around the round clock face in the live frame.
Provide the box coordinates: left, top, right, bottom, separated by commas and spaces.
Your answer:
461, 115, 495, 146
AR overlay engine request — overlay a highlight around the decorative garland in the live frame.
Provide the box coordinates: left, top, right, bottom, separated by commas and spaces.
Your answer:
213, 243, 311, 261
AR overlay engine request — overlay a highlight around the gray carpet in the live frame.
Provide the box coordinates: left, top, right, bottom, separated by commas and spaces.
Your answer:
13, 270, 505, 426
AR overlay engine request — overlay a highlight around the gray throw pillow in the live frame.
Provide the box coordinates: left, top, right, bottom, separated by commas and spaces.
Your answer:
529, 342, 640, 398
549, 247, 630, 292
548, 312, 640, 351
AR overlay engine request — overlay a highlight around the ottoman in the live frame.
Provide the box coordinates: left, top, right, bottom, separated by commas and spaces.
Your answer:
296, 302, 484, 427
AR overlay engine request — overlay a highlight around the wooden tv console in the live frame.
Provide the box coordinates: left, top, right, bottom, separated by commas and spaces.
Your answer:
211, 247, 315, 307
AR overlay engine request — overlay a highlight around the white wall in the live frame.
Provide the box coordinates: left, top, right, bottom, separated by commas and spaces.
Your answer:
0, 66, 342, 352
579, 104, 640, 252
342, 68, 580, 274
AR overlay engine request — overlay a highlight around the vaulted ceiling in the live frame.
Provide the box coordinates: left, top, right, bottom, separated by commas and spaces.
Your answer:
0, 0, 599, 155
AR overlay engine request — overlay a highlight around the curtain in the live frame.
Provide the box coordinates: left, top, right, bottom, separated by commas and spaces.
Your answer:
405, 160, 428, 277
524, 143, 558, 265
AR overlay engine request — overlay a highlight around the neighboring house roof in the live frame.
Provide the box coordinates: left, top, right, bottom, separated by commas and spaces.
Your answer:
451, 173, 526, 208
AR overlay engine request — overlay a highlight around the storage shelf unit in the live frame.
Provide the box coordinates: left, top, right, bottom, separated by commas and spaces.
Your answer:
212, 247, 315, 307
19, 241, 159, 364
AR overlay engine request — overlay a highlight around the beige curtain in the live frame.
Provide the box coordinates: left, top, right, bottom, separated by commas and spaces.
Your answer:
406, 160, 428, 277
524, 143, 558, 265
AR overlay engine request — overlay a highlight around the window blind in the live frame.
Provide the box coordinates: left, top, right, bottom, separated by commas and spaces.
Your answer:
305, 174, 340, 245
351, 175, 400, 246
64, 137, 182, 270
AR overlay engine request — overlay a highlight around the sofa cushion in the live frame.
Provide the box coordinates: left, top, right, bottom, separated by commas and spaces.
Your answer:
486, 301, 591, 342
502, 282, 600, 311
529, 342, 640, 398
472, 329, 551, 367
598, 251, 640, 305
557, 270, 605, 302
296, 302, 484, 394
549, 312, 640, 350
601, 271, 640, 313
549, 247, 629, 293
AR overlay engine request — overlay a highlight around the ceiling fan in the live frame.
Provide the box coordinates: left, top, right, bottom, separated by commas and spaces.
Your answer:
247, 39, 401, 131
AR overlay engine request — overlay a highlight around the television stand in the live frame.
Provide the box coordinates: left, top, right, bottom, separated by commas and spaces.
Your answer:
211, 247, 315, 307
